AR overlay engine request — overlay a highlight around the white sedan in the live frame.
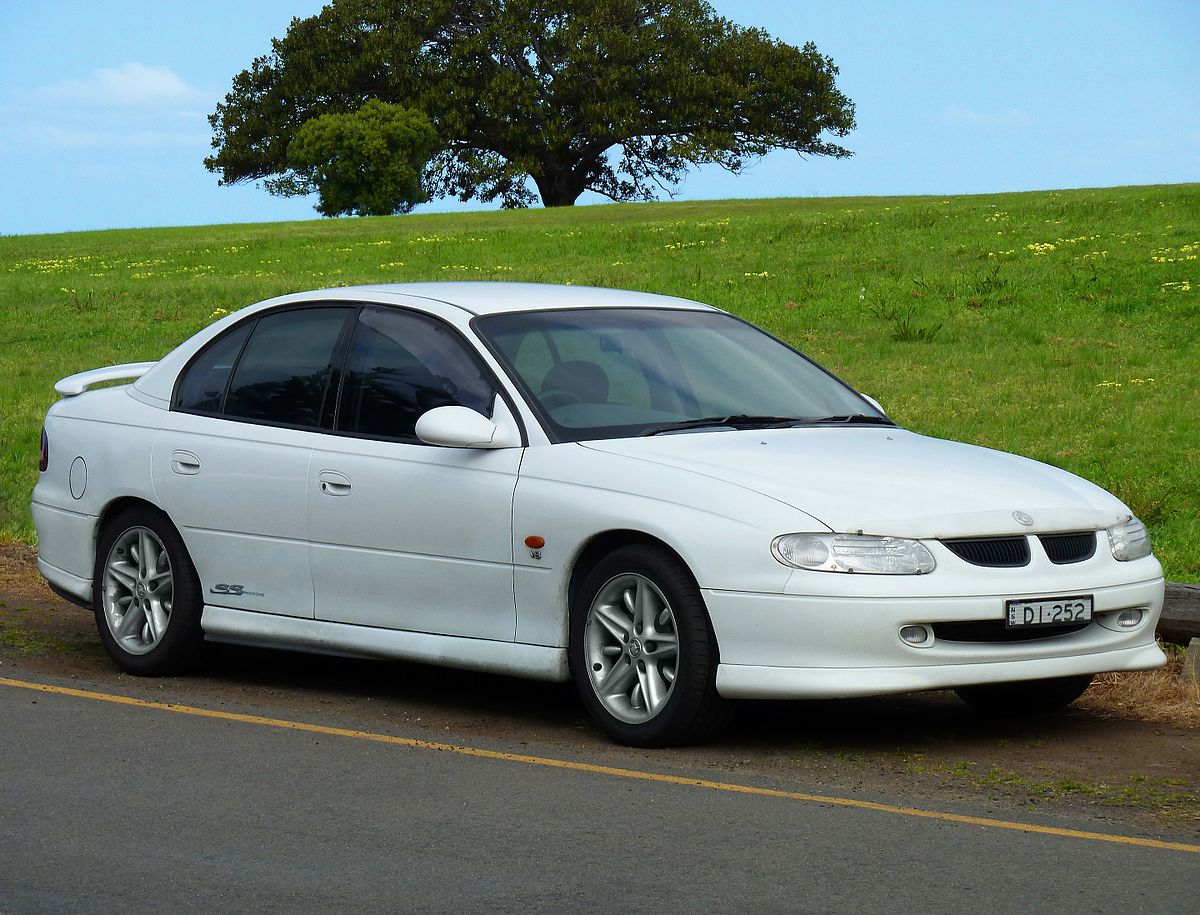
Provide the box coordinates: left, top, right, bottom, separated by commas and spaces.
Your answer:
32, 283, 1165, 745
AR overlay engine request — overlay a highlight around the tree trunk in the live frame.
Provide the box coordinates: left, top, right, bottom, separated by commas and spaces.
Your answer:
533, 169, 584, 207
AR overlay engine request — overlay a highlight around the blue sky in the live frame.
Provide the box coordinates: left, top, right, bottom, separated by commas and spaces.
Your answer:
1, 1, 1197, 236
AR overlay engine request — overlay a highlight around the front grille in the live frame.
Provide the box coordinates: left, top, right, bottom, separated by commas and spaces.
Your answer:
932, 620, 1091, 643
1039, 532, 1097, 564
941, 536, 1030, 568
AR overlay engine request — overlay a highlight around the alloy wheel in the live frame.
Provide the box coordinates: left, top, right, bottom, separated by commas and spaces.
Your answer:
101, 526, 174, 655
584, 572, 680, 724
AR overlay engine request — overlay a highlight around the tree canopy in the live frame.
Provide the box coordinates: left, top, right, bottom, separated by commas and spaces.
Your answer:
206, 0, 856, 212
286, 100, 440, 216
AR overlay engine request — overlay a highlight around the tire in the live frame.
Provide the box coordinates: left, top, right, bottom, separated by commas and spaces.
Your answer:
955, 674, 1094, 716
570, 544, 727, 747
92, 505, 207, 676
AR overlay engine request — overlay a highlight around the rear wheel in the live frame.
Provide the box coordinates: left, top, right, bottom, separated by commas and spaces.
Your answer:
570, 544, 726, 747
955, 674, 1094, 716
93, 506, 206, 675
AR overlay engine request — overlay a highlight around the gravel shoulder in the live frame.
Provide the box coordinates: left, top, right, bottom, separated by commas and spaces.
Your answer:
2, 542, 1196, 839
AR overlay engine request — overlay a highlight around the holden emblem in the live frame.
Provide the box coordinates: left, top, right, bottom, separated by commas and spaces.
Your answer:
1012, 511, 1034, 527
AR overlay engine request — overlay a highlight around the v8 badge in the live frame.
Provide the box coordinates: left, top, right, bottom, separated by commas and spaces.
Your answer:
524, 535, 546, 562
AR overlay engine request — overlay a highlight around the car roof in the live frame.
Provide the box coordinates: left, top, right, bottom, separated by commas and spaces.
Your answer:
131, 282, 720, 404
286, 282, 720, 316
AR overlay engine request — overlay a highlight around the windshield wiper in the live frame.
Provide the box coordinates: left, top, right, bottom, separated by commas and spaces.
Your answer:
809, 413, 895, 425
641, 415, 804, 436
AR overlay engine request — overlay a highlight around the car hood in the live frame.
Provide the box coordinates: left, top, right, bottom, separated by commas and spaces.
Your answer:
581, 427, 1130, 538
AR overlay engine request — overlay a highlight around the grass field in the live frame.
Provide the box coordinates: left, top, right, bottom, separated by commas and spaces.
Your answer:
2, 184, 1197, 577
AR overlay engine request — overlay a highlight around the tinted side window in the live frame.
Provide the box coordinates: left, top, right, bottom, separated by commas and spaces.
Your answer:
224, 308, 350, 427
175, 322, 252, 413
337, 307, 495, 439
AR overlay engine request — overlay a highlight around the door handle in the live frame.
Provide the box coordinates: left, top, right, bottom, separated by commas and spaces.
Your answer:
318, 470, 352, 496
171, 450, 201, 475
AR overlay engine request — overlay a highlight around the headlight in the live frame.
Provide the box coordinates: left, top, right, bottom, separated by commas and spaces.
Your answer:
1107, 516, 1152, 561
772, 533, 936, 574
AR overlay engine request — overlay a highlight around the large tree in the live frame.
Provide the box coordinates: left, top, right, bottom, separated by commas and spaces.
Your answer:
206, 0, 856, 211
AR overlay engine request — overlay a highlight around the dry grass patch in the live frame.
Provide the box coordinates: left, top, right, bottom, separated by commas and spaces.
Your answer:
1079, 645, 1200, 728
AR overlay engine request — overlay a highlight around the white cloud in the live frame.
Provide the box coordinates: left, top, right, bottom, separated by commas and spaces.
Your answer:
31, 62, 209, 110
940, 106, 1033, 130
0, 63, 216, 152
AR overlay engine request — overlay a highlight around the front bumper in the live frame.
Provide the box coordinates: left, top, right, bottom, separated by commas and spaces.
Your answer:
704, 575, 1165, 700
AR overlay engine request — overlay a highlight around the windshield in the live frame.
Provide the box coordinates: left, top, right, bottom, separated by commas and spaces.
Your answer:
475, 308, 886, 442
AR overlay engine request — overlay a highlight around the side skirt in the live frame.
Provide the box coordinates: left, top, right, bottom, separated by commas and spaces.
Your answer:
201, 605, 570, 683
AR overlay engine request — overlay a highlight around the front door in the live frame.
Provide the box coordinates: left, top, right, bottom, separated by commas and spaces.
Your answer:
307, 306, 521, 640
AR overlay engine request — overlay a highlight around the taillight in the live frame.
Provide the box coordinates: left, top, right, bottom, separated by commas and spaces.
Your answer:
39, 427, 48, 472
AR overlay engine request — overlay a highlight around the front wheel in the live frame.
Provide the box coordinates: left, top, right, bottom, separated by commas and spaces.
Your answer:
570, 545, 726, 747
955, 674, 1094, 716
93, 506, 206, 676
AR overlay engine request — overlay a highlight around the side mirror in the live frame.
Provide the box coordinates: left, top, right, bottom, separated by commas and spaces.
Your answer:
415, 404, 519, 449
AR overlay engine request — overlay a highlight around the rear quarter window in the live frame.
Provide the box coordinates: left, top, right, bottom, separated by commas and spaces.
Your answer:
174, 323, 252, 413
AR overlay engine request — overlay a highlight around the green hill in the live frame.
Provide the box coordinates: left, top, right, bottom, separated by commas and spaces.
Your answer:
2, 184, 1197, 577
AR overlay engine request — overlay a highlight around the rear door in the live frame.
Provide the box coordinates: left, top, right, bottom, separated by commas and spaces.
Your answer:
153, 305, 353, 618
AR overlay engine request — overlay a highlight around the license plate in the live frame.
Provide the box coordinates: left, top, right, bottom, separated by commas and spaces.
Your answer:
1005, 595, 1093, 628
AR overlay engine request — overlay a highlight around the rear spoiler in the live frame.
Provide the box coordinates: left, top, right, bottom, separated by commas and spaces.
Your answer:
54, 362, 157, 397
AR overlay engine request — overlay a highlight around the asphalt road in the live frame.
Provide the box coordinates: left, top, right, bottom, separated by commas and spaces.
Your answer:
1, 674, 1196, 914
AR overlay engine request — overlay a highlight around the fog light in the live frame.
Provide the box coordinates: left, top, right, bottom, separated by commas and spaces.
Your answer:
1117, 609, 1144, 629
900, 625, 932, 646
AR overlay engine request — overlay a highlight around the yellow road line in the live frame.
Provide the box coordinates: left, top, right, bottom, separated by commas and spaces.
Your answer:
3, 674, 1197, 854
